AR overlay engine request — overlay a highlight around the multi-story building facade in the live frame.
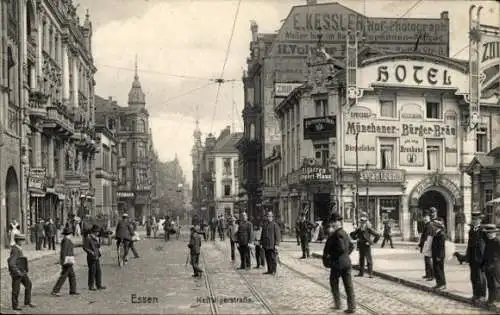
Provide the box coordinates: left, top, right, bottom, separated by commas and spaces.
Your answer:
240, 0, 451, 223
191, 119, 203, 222
0, 0, 98, 249
262, 146, 281, 218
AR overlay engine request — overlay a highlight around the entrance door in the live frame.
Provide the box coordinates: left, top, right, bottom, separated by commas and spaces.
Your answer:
419, 190, 448, 228
313, 193, 331, 222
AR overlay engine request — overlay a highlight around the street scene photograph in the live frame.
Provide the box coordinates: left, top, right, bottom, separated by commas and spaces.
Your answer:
0, 0, 499, 314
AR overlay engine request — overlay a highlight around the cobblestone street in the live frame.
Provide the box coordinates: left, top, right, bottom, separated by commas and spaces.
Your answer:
2, 234, 497, 314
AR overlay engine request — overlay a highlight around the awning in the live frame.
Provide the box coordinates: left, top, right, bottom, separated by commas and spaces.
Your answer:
30, 191, 46, 197
486, 197, 500, 206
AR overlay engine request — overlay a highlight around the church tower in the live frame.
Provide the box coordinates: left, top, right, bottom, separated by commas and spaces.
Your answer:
191, 106, 204, 220
128, 55, 146, 108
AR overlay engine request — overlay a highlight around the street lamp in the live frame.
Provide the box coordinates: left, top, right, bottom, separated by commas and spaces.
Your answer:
365, 162, 370, 220
355, 131, 360, 224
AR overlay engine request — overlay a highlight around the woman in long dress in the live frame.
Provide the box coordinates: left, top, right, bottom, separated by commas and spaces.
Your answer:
9, 220, 21, 246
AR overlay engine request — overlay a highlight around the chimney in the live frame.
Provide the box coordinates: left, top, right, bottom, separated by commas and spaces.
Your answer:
440, 11, 449, 20
205, 133, 217, 150
306, 0, 317, 5
250, 20, 258, 42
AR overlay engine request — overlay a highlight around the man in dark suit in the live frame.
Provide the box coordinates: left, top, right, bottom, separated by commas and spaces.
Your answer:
418, 211, 435, 281
34, 219, 45, 250
431, 218, 447, 290
236, 212, 253, 270
482, 224, 500, 307
297, 212, 315, 259
46, 219, 57, 250
188, 226, 203, 277
8, 233, 35, 310
456, 211, 487, 302
261, 211, 281, 275
381, 220, 394, 248
115, 213, 133, 262
350, 214, 380, 278
51, 228, 79, 296
83, 225, 106, 291
323, 212, 356, 314
227, 216, 237, 261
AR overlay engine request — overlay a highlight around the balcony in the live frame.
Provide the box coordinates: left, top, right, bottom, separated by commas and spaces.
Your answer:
43, 104, 74, 137
72, 125, 98, 153
28, 91, 49, 119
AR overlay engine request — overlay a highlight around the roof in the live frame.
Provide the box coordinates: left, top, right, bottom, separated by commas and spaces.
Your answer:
212, 132, 243, 154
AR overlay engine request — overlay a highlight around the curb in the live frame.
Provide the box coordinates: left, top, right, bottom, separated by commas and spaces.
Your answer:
309, 252, 499, 313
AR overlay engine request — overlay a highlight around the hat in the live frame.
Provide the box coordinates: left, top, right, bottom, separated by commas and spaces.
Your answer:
62, 227, 72, 235
330, 212, 343, 222
122, 213, 128, 217
91, 225, 100, 233
360, 216, 367, 222
481, 224, 500, 233
471, 211, 484, 218
429, 207, 438, 213
14, 233, 26, 241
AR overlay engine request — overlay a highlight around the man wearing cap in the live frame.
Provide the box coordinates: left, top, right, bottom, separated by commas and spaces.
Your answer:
418, 211, 435, 281
457, 211, 487, 302
227, 216, 237, 261
297, 212, 315, 259
8, 233, 35, 310
350, 215, 380, 278
115, 213, 133, 262
236, 212, 253, 270
83, 225, 106, 291
323, 212, 356, 313
431, 218, 447, 290
481, 224, 500, 307
261, 211, 281, 275
51, 227, 79, 296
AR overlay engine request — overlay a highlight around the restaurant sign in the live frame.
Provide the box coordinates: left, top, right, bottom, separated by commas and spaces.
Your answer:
300, 166, 332, 182
274, 83, 303, 97
29, 168, 46, 190
303, 116, 336, 139
360, 169, 405, 184
117, 192, 134, 198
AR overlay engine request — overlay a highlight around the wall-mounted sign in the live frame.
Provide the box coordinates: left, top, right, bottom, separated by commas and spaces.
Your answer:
360, 169, 405, 184
29, 168, 46, 190
343, 106, 458, 167
117, 192, 134, 198
300, 166, 332, 182
303, 116, 336, 139
479, 28, 500, 103
359, 59, 468, 92
444, 111, 458, 167
274, 83, 303, 97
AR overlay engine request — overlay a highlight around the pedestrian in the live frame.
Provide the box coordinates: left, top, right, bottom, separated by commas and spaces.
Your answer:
456, 211, 487, 303
431, 218, 447, 290
323, 212, 356, 313
34, 219, 45, 251
210, 217, 217, 241
51, 227, 79, 296
380, 220, 394, 248
83, 225, 106, 291
188, 226, 203, 278
43, 218, 50, 248
46, 219, 57, 250
227, 216, 237, 261
297, 212, 315, 259
55, 218, 62, 244
163, 216, 171, 241
295, 216, 301, 246
115, 213, 133, 262
129, 220, 140, 259
8, 233, 35, 311
261, 211, 281, 275
482, 224, 500, 307
253, 221, 265, 268
418, 211, 435, 281
146, 218, 152, 239
236, 212, 253, 270
350, 215, 380, 278
218, 215, 225, 241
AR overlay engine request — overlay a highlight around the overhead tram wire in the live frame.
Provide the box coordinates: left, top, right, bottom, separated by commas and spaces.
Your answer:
452, 44, 470, 58
209, 0, 242, 134
159, 82, 216, 108
97, 63, 214, 81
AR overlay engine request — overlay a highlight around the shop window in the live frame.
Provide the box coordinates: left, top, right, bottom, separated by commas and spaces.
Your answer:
314, 99, 328, 117
223, 158, 231, 175
121, 142, 127, 158
485, 189, 494, 223
425, 99, 441, 119
380, 144, 394, 169
426, 144, 441, 171
380, 98, 396, 118
314, 143, 329, 167
224, 184, 231, 196
476, 126, 488, 153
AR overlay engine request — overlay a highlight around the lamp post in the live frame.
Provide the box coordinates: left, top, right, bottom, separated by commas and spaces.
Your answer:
365, 162, 370, 220
355, 131, 360, 224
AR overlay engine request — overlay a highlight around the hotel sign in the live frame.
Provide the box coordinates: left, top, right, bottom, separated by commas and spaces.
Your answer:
274, 83, 303, 97
303, 116, 336, 140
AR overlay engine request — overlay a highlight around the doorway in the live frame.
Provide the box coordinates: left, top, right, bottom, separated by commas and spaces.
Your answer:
419, 190, 448, 228
313, 193, 331, 222
6, 167, 19, 224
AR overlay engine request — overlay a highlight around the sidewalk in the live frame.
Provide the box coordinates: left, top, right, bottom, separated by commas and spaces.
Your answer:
310, 246, 500, 313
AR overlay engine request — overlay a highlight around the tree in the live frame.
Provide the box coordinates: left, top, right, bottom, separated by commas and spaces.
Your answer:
157, 157, 187, 219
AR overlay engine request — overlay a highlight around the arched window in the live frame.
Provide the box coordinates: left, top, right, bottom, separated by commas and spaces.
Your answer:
250, 123, 255, 140
137, 119, 145, 133
137, 142, 145, 158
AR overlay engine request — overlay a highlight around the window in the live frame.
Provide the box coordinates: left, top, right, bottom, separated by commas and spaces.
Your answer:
137, 119, 145, 133
314, 143, 329, 167
224, 184, 231, 196
380, 98, 396, 118
119, 168, 127, 184
223, 158, 231, 175
476, 126, 488, 153
250, 123, 255, 140
426, 145, 441, 171
314, 99, 328, 117
137, 142, 145, 158
7, 107, 17, 134
485, 189, 494, 223
425, 99, 441, 119
121, 143, 127, 157
208, 159, 215, 173
54, 140, 60, 178
380, 145, 394, 169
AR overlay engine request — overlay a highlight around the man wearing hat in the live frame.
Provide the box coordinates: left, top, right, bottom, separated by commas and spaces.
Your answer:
7, 233, 35, 310
227, 216, 237, 261
323, 212, 356, 313
482, 224, 500, 307
115, 213, 133, 263
431, 218, 447, 290
83, 225, 106, 291
350, 215, 380, 278
297, 212, 315, 259
51, 227, 79, 296
455, 211, 487, 302
418, 210, 435, 281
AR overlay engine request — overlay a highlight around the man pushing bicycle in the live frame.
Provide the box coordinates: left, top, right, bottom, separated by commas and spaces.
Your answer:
115, 213, 134, 264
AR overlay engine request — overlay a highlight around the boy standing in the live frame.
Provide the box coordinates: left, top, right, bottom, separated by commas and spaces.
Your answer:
188, 227, 203, 278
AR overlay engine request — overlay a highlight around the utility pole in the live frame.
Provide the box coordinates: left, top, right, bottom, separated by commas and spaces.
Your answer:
355, 131, 360, 224
365, 162, 369, 221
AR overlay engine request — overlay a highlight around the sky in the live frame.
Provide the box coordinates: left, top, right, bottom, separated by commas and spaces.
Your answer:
75, 0, 499, 185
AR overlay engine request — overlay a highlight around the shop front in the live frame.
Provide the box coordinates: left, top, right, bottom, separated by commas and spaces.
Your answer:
28, 168, 46, 227
117, 191, 134, 217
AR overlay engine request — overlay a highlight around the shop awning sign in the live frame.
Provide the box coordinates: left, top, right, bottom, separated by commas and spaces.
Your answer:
28, 168, 46, 190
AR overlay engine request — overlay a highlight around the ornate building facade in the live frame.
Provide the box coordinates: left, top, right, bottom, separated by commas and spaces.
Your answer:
190, 118, 203, 224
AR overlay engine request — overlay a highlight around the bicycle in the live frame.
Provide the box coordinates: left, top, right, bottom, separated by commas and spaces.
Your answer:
117, 239, 127, 267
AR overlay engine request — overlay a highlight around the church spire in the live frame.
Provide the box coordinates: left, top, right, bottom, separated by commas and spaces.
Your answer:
128, 55, 146, 107
193, 105, 202, 140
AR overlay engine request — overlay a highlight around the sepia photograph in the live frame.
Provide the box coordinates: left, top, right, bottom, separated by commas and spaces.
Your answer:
0, 0, 499, 314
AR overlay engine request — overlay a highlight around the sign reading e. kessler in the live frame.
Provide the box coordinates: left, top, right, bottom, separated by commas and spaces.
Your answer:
479, 27, 500, 103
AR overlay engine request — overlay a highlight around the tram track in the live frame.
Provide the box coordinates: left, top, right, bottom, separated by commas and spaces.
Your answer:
199, 250, 220, 315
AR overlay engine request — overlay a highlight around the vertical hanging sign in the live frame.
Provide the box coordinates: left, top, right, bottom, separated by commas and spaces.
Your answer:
346, 30, 362, 106
468, 6, 483, 127
479, 25, 500, 102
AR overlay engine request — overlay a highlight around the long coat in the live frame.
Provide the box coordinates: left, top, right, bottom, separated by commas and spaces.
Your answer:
59, 237, 75, 265
323, 228, 354, 270
261, 221, 281, 250
8, 245, 27, 277
466, 225, 486, 264
115, 219, 133, 240
431, 230, 446, 260
83, 235, 102, 261
236, 221, 253, 246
